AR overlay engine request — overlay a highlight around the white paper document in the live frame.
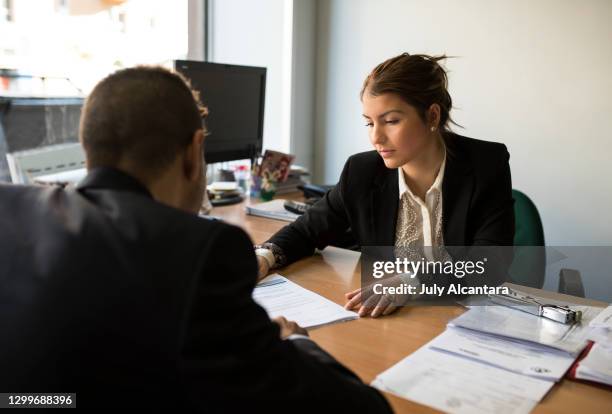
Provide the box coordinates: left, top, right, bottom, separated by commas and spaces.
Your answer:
372, 346, 554, 414
587, 327, 612, 349
253, 274, 358, 329
430, 327, 576, 381
448, 305, 603, 355
586, 304, 612, 349
589, 304, 612, 329
576, 342, 612, 386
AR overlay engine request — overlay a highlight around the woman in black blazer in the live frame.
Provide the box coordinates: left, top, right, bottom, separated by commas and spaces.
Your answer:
255, 53, 515, 317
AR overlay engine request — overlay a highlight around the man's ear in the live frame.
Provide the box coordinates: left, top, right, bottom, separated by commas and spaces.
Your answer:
184, 129, 205, 182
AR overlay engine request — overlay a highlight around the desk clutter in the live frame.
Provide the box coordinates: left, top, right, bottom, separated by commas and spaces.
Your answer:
204, 149, 308, 207
372, 293, 611, 414
249, 150, 303, 201
256, 273, 612, 414
201, 191, 611, 411
207, 181, 245, 206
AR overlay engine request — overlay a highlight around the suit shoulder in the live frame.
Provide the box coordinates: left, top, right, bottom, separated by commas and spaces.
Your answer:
95, 191, 254, 253
344, 150, 385, 180
210, 220, 253, 247
337, 150, 386, 190
447, 133, 510, 180
346, 150, 384, 169
0, 183, 72, 219
180, 213, 254, 247
448, 133, 509, 160
0, 182, 56, 199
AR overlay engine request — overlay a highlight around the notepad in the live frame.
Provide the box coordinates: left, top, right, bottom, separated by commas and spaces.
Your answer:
253, 274, 358, 329
245, 199, 300, 222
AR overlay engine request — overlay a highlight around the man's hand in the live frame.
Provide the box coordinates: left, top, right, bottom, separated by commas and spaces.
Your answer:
344, 275, 411, 318
273, 316, 308, 339
256, 255, 271, 281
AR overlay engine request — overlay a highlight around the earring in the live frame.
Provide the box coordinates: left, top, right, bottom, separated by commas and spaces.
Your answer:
430, 126, 436, 132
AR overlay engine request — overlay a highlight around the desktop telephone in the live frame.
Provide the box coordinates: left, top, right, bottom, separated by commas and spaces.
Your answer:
297, 184, 334, 199
283, 184, 334, 216
285, 184, 359, 251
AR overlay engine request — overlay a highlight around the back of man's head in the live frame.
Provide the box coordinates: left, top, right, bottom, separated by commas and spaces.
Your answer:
80, 66, 207, 178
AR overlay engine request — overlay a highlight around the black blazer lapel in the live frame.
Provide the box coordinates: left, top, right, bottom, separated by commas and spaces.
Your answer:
370, 167, 399, 245
442, 151, 474, 245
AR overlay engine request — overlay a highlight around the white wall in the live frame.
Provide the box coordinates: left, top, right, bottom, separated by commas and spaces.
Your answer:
288, 0, 316, 171
208, 0, 287, 154
208, 0, 315, 171
314, 0, 612, 244
187, 0, 205, 61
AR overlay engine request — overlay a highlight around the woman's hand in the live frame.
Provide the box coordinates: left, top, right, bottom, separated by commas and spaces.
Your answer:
344, 275, 408, 318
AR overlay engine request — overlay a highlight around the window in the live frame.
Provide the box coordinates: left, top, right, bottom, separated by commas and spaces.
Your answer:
0, 0, 189, 95
1, 0, 14, 23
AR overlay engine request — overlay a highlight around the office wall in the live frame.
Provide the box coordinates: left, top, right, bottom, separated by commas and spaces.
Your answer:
288, 0, 316, 171
208, 0, 315, 171
208, 0, 287, 154
314, 0, 612, 244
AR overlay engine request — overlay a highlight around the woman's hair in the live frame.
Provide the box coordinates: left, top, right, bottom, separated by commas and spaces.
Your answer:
360, 53, 459, 134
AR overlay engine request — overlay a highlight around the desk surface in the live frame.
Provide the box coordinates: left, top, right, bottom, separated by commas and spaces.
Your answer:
211, 195, 612, 414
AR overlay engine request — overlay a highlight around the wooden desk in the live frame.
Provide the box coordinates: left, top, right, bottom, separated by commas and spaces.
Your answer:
211, 195, 612, 414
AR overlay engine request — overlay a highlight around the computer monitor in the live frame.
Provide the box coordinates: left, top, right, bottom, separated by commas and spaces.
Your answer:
174, 60, 266, 164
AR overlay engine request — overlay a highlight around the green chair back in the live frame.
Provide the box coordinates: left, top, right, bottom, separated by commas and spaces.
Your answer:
508, 189, 546, 288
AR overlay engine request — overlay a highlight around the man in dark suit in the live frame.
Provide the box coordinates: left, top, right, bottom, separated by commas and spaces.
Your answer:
0, 67, 391, 412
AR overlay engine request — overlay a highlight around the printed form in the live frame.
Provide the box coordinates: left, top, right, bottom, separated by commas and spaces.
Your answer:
253, 274, 358, 329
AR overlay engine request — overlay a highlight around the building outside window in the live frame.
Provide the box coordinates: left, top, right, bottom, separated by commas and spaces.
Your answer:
0, 0, 188, 96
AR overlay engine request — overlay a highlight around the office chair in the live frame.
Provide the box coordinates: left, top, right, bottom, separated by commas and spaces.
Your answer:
509, 189, 584, 296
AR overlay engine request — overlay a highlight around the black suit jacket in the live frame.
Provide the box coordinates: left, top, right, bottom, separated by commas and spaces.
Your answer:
269, 134, 515, 267
0, 168, 391, 412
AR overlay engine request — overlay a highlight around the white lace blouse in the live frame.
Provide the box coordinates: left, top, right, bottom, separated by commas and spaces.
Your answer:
394, 154, 447, 262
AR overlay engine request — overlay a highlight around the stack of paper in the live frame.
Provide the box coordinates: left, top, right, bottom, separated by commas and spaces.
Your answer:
253, 274, 358, 329
570, 304, 612, 386
586, 304, 612, 345
372, 293, 607, 413
373, 344, 555, 414
429, 327, 576, 381
245, 199, 300, 222
573, 342, 612, 386
447, 304, 602, 355
589, 304, 612, 329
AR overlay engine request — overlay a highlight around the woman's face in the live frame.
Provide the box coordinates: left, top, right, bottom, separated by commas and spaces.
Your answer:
362, 92, 434, 169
